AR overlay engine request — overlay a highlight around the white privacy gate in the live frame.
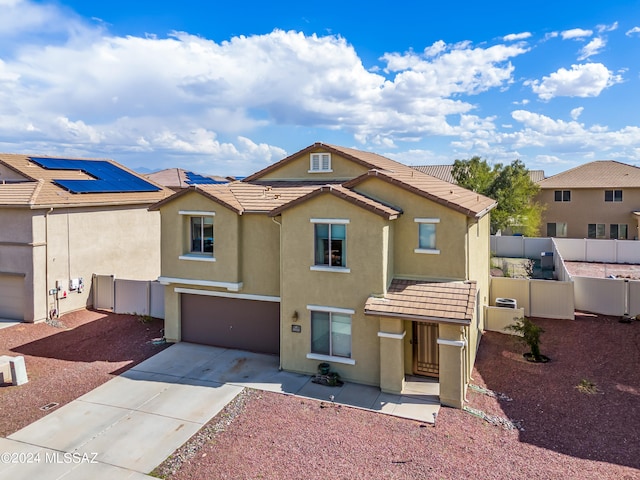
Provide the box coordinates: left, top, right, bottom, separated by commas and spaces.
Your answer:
92, 275, 164, 318
93, 274, 115, 311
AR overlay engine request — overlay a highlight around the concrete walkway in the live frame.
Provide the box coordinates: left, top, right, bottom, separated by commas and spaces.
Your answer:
0, 342, 439, 479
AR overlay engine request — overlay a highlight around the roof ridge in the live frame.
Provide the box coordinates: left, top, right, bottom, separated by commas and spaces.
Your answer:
29, 179, 45, 205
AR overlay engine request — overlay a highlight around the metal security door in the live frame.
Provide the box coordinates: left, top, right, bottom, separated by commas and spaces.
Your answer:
413, 322, 439, 377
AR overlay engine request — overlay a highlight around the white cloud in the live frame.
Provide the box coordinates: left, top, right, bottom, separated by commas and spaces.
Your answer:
503, 32, 531, 42
526, 63, 623, 100
561, 28, 593, 40
509, 110, 640, 151
570, 107, 584, 120
596, 22, 618, 33
578, 37, 606, 60
626, 26, 640, 37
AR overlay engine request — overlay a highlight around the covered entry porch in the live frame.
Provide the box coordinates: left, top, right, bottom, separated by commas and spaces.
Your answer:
365, 279, 477, 409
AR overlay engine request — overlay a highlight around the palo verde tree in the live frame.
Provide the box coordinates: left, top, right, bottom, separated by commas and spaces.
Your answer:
452, 157, 542, 235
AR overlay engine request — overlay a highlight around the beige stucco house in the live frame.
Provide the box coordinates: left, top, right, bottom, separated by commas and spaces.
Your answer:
151, 143, 496, 408
0, 154, 172, 323
538, 161, 640, 240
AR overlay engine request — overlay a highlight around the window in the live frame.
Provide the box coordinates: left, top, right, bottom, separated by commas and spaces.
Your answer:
311, 311, 352, 358
554, 190, 571, 202
588, 223, 606, 239
605, 190, 623, 202
179, 211, 215, 261
546, 222, 567, 237
610, 224, 628, 239
190, 216, 214, 253
309, 153, 332, 172
313, 221, 346, 267
414, 218, 440, 254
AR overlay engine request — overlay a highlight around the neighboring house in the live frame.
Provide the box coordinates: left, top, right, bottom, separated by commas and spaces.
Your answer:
150, 143, 496, 408
0, 154, 172, 323
537, 161, 640, 240
146, 168, 230, 191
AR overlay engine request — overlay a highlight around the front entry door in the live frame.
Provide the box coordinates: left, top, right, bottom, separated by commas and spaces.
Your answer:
413, 322, 439, 377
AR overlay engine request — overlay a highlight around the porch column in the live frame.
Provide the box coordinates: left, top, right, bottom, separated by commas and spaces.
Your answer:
378, 317, 405, 394
438, 324, 466, 409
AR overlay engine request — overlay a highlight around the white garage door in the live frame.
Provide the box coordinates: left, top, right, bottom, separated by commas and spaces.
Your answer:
0, 274, 24, 321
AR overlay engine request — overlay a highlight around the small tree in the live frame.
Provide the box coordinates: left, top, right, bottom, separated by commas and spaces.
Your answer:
452, 157, 542, 235
507, 317, 547, 362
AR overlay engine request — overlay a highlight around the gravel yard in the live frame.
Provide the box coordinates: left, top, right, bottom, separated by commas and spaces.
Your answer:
1, 309, 639, 479
0, 309, 167, 437
156, 313, 640, 480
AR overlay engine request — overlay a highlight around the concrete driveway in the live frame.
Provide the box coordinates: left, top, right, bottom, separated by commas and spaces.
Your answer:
1, 342, 439, 479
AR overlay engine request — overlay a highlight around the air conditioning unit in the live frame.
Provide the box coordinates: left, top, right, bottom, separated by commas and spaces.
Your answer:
496, 297, 517, 309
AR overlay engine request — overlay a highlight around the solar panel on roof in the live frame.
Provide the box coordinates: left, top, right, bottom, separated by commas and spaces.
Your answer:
184, 172, 228, 185
30, 157, 161, 194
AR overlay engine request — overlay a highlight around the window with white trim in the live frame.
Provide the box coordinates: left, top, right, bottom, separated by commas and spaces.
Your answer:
546, 222, 567, 237
588, 223, 606, 239
414, 218, 440, 254
311, 310, 352, 358
178, 211, 215, 261
309, 153, 332, 172
314, 221, 347, 267
605, 190, 623, 202
190, 216, 214, 254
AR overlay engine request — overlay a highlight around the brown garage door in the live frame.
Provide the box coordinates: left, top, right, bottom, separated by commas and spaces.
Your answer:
181, 294, 280, 354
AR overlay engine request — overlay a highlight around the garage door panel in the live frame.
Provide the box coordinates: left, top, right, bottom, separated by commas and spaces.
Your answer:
0, 274, 25, 321
181, 294, 279, 355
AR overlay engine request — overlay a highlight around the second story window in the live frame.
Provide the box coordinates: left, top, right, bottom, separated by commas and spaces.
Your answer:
414, 218, 440, 254
605, 190, 623, 202
190, 216, 214, 254
313, 221, 347, 268
554, 190, 571, 202
309, 153, 332, 173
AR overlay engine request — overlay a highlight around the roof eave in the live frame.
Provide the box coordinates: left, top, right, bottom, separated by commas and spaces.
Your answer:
364, 309, 472, 325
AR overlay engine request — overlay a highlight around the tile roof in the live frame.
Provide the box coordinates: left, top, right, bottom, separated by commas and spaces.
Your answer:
412, 164, 545, 184
364, 279, 477, 324
0, 154, 172, 208
0, 180, 43, 206
269, 184, 402, 219
345, 169, 496, 218
244, 143, 496, 218
146, 168, 229, 190
538, 160, 640, 189
243, 142, 405, 182
411, 165, 457, 184
149, 182, 319, 214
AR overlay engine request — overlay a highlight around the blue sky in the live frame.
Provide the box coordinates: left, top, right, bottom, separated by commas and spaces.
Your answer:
1, 1, 639, 176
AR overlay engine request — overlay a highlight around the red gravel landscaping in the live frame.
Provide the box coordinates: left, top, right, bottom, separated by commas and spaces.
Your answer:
2, 310, 639, 479
159, 313, 640, 480
0, 309, 167, 437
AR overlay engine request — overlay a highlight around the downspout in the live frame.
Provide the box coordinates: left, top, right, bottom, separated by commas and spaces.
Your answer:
272, 215, 283, 371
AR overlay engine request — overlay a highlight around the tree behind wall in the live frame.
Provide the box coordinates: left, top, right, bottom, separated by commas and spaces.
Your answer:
452, 157, 542, 235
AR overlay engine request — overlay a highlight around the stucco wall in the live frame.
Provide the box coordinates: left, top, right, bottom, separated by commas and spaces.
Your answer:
0, 208, 35, 321
539, 187, 640, 240
240, 213, 281, 296
352, 177, 468, 280
258, 149, 371, 182
158, 191, 241, 284
278, 193, 391, 385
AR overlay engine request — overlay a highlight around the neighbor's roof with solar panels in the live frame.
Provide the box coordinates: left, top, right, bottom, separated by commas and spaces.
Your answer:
0, 153, 172, 208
